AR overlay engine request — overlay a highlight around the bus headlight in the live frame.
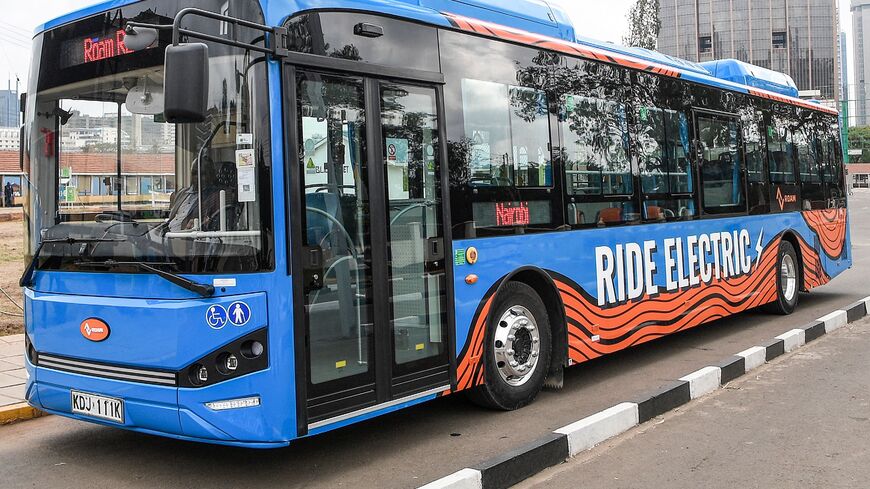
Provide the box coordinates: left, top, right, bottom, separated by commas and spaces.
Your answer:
217, 353, 239, 374
179, 329, 268, 388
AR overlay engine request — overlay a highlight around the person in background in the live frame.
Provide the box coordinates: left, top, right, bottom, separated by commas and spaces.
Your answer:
3, 181, 12, 207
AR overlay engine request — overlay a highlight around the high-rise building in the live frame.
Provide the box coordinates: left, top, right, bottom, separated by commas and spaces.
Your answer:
658, 0, 840, 103
0, 80, 19, 127
841, 31, 850, 106
853, 0, 870, 125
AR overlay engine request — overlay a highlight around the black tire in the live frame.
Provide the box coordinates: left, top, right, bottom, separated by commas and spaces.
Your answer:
467, 282, 552, 411
763, 240, 800, 315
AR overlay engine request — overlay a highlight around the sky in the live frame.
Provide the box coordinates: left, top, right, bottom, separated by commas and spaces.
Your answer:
0, 0, 858, 92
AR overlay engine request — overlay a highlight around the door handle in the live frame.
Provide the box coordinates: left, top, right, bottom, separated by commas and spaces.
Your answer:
425, 237, 445, 273
302, 245, 324, 291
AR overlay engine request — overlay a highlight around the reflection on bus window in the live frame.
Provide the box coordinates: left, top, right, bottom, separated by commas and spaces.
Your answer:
636, 106, 694, 220
461, 79, 552, 188
562, 95, 631, 196
698, 116, 745, 212
768, 116, 796, 184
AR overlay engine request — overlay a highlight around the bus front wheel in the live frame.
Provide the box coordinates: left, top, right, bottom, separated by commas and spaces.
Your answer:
468, 282, 552, 411
763, 240, 800, 315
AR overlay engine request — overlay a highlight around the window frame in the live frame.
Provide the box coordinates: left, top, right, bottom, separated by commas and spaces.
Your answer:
635, 104, 697, 223
692, 108, 749, 217
560, 92, 639, 229
440, 29, 566, 239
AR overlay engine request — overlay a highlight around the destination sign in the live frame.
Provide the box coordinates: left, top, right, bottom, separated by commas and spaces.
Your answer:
59, 28, 153, 69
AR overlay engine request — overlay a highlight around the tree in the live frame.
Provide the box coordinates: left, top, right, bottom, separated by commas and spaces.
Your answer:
847, 125, 870, 162
623, 0, 660, 51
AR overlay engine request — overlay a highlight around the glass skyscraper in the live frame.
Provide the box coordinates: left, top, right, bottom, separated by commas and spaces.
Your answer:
853, 0, 870, 125
658, 0, 840, 102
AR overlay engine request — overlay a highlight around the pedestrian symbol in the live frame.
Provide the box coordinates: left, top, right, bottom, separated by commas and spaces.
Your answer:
206, 305, 228, 330
228, 301, 252, 327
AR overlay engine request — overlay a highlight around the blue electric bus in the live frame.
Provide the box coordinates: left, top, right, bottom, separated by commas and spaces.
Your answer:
20, 0, 849, 447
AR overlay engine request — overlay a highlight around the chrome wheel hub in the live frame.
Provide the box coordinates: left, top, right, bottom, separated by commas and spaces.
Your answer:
781, 253, 797, 302
493, 305, 541, 387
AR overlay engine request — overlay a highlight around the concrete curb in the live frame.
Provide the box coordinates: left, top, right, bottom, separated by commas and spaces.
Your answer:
0, 403, 45, 426
419, 297, 870, 489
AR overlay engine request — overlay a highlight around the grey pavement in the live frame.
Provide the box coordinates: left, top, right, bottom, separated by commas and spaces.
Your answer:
0, 334, 27, 408
520, 317, 870, 489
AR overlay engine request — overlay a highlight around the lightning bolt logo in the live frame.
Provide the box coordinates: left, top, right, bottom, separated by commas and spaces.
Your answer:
755, 229, 764, 270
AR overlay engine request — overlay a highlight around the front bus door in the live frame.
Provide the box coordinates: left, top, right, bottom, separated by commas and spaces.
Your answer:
293, 70, 451, 428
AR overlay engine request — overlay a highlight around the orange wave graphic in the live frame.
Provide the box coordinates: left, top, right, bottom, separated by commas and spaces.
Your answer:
797, 235, 831, 290
802, 209, 847, 260
558, 239, 781, 362
455, 295, 494, 391
453, 232, 832, 388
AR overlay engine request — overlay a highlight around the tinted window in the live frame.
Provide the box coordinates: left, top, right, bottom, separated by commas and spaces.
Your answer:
798, 120, 826, 209
286, 12, 440, 73
562, 95, 631, 196
740, 106, 769, 214
697, 115, 745, 213
460, 80, 551, 189
637, 106, 695, 220
768, 116, 796, 184
441, 29, 560, 238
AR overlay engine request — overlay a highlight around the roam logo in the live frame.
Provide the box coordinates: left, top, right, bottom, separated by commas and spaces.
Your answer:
80, 318, 110, 342
776, 187, 797, 211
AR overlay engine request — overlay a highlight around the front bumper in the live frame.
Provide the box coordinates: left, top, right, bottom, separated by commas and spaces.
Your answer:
27, 359, 291, 449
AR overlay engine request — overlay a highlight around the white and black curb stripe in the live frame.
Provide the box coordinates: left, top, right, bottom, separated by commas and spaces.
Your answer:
419, 297, 870, 489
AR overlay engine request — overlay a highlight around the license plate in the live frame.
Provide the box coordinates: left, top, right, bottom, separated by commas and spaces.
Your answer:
71, 390, 125, 424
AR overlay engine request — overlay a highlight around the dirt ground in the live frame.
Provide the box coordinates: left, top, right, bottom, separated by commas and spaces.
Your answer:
0, 221, 25, 336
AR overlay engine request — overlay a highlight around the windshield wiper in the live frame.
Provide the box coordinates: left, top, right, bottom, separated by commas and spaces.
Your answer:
19, 237, 127, 287
74, 260, 215, 298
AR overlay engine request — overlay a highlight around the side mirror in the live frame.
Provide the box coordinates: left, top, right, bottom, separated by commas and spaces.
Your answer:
164, 43, 209, 123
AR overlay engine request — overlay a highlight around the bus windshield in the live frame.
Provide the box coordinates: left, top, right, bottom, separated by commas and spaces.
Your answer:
22, 0, 273, 274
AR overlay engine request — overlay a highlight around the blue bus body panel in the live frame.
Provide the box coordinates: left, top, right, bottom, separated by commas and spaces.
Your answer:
451, 211, 852, 362
27, 289, 267, 369
24, 53, 298, 449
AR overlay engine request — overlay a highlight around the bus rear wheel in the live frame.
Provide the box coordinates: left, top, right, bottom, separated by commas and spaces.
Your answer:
468, 282, 552, 411
763, 240, 800, 315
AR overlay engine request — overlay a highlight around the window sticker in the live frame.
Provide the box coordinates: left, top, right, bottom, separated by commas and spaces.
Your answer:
386, 138, 409, 165
237, 167, 256, 203
236, 148, 255, 168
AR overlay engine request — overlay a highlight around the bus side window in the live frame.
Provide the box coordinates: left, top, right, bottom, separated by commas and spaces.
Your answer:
697, 114, 746, 215
561, 94, 637, 227
796, 124, 825, 209
742, 108, 769, 215
767, 116, 796, 185
460, 79, 552, 189
636, 106, 695, 221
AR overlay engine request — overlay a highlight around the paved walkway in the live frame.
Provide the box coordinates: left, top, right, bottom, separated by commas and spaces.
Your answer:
520, 318, 870, 489
0, 207, 23, 221
0, 334, 27, 407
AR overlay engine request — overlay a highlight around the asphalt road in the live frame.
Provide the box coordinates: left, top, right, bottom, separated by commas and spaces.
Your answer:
519, 315, 870, 489
1, 193, 869, 489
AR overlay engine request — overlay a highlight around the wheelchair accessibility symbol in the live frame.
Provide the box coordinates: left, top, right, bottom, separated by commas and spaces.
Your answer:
206, 305, 229, 330
228, 301, 251, 327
